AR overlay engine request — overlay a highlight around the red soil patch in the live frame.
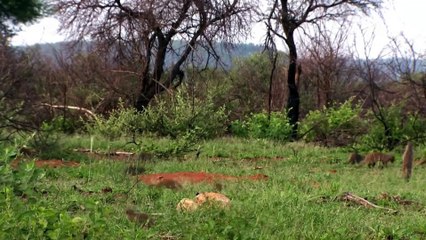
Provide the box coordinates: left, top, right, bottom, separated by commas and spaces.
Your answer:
35, 159, 80, 168
138, 171, 268, 186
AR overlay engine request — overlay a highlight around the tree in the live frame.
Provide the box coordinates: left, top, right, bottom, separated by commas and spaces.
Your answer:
55, 0, 254, 111
264, 0, 382, 139
0, 0, 45, 36
299, 22, 355, 109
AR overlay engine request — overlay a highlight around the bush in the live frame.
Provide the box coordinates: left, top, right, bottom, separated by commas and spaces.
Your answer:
230, 111, 293, 141
299, 99, 365, 146
87, 103, 143, 140
86, 89, 228, 157
360, 104, 426, 150
142, 87, 228, 140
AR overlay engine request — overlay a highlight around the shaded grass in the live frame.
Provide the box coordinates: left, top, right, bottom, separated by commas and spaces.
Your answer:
6, 136, 426, 239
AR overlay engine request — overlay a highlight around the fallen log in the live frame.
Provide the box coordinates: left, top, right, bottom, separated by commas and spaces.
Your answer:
340, 192, 397, 213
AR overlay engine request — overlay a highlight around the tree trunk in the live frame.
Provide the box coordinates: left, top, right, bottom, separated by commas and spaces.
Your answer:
135, 85, 157, 112
286, 35, 300, 139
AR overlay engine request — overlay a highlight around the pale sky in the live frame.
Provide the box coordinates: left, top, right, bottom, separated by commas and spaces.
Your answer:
11, 0, 426, 56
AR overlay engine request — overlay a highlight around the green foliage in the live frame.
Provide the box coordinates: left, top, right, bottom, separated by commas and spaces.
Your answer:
27, 119, 63, 154
226, 53, 286, 119
0, 0, 46, 35
231, 111, 293, 141
5, 135, 426, 239
87, 103, 143, 140
143, 88, 228, 140
300, 99, 365, 146
360, 104, 426, 150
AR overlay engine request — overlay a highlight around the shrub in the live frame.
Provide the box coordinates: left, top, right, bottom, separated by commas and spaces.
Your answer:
230, 111, 293, 141
87, 103, 143, 140
142, 87, 228, 140
360, 104, 426, 150
299, 99, 365, 146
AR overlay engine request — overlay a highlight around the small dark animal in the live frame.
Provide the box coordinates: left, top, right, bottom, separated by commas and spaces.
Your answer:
348, 152, 363, 164
154, 177, 183, 190
125, 209, 155, 228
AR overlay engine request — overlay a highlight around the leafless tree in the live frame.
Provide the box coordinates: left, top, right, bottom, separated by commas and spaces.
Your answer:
388, 34, 426, 114
299, 22, 356, 108
0, 42, 44, 138
54, 0, 255, 111
264, 0, 382, 139
354, 27, 397, 150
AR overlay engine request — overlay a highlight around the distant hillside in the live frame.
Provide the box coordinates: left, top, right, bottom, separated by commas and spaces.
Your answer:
21, 41, 264, 68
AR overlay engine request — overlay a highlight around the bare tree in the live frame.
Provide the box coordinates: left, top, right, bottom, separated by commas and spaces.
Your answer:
54, 0, 255, 111
354, 27, 397, 150
264, 0, 382, 139
300, 22, 355, 108
388, 34, 426, 114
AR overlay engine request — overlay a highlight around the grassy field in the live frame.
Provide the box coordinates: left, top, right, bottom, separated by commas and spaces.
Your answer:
2, 135, 426, 239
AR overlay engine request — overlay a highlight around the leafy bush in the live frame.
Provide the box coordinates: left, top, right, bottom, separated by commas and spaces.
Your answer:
360, 104, 426, 150
230, 111, 292, 141
299, 99, 365, 146
87, 103, 143, 140
142, 88, 228, 139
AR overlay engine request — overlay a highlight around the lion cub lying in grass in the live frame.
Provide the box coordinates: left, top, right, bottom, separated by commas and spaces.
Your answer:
177, 192, 231, 212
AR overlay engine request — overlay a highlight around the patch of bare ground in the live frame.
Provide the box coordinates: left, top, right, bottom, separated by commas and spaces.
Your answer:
11, 159, 80, 168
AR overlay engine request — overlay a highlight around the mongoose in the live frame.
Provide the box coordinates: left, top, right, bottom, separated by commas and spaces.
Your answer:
125, 209, 155, 227
154, 178, 183, 190
348, 152, 364, 164
363, 152, 395, 168
402, 142, 414, 182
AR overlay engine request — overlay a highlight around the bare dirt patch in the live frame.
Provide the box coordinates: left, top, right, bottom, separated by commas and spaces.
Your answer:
11, 159, 80, 168
138, 171, 268, 187
35, 159, 80, 168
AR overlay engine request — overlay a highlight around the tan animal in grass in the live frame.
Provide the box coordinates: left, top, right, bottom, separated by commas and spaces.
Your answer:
176, 192, 231, 212
176, 198, 199, 212
195, 192, 231, 208
348, 152, 364, 164
402, 142, 414, 182
363, 152, 395, 168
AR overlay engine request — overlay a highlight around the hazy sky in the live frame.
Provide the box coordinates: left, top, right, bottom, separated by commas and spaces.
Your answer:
11, 0, 426, 56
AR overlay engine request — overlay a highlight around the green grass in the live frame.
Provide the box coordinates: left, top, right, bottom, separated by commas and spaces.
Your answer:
2, 135, 426, 239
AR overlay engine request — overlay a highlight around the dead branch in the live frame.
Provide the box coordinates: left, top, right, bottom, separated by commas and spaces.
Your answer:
340, 192, 397, 213
40, 103, 97, 120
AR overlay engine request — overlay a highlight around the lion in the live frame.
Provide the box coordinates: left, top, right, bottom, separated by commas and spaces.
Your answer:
177, 192, 231, 212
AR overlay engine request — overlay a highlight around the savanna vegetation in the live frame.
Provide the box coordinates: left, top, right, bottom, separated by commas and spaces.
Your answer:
2, 0, 426, 239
